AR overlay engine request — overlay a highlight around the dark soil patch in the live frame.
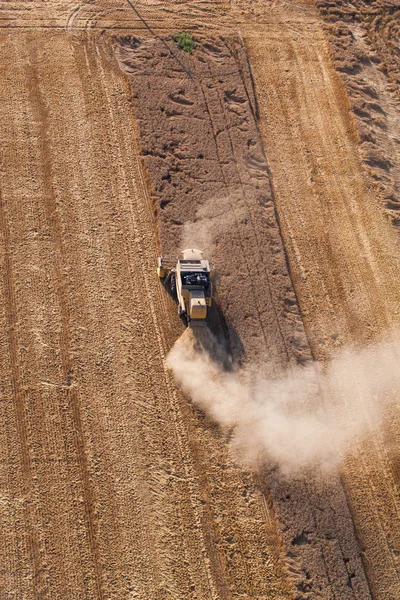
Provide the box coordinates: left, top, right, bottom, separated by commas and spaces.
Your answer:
115, 34, 311, 367
316, 2, 400, 224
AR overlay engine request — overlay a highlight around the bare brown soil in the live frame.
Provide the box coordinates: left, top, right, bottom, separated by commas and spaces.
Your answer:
316, 0, 400, 225
316, 0, 400, 84
0, 1, 400, 599
117, 34, 309, 366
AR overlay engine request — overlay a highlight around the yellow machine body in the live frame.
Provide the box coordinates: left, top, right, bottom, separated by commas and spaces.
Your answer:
157, 249, 212, 326
188, 290, 207, 320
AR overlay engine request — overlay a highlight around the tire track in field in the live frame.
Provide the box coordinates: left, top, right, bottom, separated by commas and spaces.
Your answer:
24, 38, 105, 600
0, 188, 46, 599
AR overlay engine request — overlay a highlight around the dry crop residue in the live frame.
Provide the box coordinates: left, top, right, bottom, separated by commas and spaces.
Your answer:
1, 0, 400, 598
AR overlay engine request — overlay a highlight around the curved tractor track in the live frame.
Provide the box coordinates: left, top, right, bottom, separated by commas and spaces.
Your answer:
0, 1, 400, 599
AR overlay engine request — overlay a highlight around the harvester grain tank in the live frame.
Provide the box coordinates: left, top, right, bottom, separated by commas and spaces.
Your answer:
157, 249, 212, 326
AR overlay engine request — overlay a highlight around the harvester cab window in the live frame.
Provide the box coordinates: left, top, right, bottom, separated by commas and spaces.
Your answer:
181, 272, 210, 290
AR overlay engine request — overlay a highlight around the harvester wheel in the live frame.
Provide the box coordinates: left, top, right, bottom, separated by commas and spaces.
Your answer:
170, 274, 177, 297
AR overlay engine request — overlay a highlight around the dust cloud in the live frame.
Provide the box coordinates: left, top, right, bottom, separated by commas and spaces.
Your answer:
181, 191, 245, 256
166, 327, 400, 474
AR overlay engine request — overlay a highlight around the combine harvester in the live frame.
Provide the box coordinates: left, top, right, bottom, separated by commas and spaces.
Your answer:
157, 249, 212, 327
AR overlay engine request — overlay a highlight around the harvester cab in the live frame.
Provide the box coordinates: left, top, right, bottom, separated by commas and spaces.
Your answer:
157, 249, 212, 326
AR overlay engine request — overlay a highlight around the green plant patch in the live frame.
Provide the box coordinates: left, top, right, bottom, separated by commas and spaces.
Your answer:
173, 32, 197, 54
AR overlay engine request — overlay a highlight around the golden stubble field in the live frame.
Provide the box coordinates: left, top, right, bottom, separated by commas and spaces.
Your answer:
0, 1, 400, 598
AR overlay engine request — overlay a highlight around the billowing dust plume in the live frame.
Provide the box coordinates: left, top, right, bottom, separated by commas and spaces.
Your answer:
167, 327, 400, 474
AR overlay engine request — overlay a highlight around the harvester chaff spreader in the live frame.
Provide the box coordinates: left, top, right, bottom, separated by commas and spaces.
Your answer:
157, 249, 212, 326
